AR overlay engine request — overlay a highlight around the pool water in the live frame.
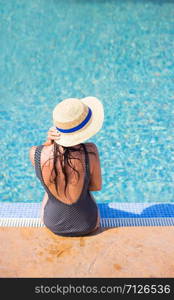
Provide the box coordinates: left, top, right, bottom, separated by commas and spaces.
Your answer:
0, 0, 174, 203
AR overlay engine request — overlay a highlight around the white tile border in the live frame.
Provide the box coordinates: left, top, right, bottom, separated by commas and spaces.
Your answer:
100, 218, 174, 227
1, 217, 174, 227
0, 218, 44, 227
1, 202, 174, 227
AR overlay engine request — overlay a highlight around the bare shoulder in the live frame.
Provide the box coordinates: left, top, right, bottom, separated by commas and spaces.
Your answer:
85, 142, 99, 154
42, 144, 54, 155
29, 145, 37, 157
29, 145, 37, 152
84, 143, 100, 166
40, 145, 54, 167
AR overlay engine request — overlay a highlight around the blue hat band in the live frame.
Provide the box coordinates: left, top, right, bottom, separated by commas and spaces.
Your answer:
56, 107, 92, 133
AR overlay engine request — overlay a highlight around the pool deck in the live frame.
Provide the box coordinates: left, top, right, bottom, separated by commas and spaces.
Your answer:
1, 226, 174, 278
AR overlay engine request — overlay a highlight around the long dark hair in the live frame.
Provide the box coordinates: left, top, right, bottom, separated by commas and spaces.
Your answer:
41, 141, 96, 197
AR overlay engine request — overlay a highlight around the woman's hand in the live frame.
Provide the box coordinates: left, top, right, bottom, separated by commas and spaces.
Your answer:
43, 127, 61, 146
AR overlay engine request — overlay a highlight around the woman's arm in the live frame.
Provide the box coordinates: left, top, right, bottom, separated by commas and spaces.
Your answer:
43, 127, 61, 146
29, 127, 61, 166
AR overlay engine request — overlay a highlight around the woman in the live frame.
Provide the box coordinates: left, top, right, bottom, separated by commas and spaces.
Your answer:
29, 96, 104, 237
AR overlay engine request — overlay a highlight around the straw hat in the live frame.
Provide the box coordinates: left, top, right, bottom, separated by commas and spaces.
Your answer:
52, 96, 104, 147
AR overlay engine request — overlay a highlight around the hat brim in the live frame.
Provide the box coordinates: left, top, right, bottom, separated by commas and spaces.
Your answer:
54, 97, 104, 147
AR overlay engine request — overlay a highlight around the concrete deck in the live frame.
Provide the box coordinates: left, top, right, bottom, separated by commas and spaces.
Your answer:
0, 226, 174, 278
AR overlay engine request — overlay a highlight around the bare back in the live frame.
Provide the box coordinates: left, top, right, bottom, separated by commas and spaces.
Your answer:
40, 143, 101, 204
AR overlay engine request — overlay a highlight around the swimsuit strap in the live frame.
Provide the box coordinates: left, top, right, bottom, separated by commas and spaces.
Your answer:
34, 144, 51, 193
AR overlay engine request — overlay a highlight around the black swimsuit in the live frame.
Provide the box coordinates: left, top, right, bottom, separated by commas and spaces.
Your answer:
34, 143, 99, 236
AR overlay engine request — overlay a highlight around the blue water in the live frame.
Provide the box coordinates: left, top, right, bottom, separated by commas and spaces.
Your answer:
0, 0, 174, 203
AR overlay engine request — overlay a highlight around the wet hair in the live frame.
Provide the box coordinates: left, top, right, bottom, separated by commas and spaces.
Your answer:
41, 141, 96, 197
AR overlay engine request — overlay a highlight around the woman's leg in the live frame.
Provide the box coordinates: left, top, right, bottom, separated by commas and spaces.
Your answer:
41, 192, 49, 223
